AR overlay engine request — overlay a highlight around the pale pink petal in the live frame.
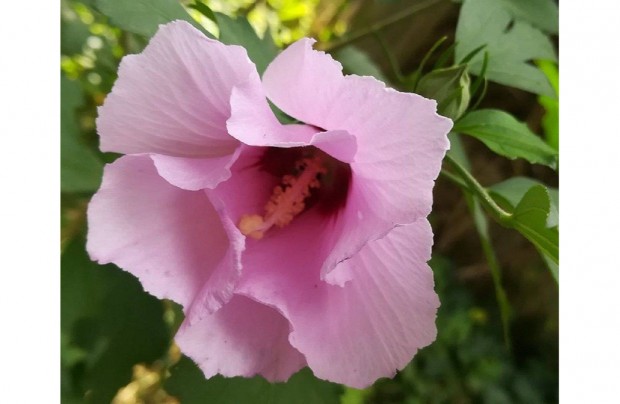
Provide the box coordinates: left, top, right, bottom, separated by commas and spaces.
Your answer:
207, 146, 278, 224
227, 81, 358, 163
86, 155, 244, 311
308, 130, 357, 163
262, 39, 343, 126
263, 39, 451, 282
150, 147, 242, 191
97, 21, 262, 159
236, 220, 438, 388
175, 295, 306, 382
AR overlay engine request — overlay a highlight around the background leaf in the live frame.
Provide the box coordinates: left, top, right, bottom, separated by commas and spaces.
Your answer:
454, 109, 558, 168
215, 12, 278, 75
61, 237, 169, 403
166, 356, 342, 404
61, 74, 103, 193
490, 177, 558, 228
455, 0, 557, 96
537, 60, 559, 149
497, 0, 559, 34
510, 185, 559, 279
416, 65, 471, 120
332, 46, 387, 82
448, 134, 512, 344
95, 0, 205, 38
61, 16, 91, 55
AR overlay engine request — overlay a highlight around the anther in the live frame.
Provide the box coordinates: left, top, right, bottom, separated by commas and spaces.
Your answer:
238, 155, 327, 239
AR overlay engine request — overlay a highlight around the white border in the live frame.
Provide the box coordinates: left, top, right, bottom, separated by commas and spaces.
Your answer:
1, 1, 59, 400
561, 0, 620, 402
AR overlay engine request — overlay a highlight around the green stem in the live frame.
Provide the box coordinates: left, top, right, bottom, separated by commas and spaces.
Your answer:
322, 0, 443, 52
443, 154, 512, 224
440, 168, 467, 188
465, 195, 512, 348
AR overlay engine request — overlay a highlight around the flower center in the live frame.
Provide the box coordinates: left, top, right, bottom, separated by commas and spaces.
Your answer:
239, 154, 327, 239
238, 146, 351, 239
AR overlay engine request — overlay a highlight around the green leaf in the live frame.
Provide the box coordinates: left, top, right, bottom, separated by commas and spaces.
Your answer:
416, 65, 471, 120
61, 237, 169, 402
455, 0, 557, 96
488, 178, 559, 280
61, 75, 103, 193
61, 17, 90, 56
333, 46, 387, 82
215, 12, 278, 75
95, 0, 204, 38
541, 254, 559, 282
166, 357, 342, 404
510, 185, 559, 270
482, 59, 555, 98
454, 109, 558, 168
537, 60, 559, 149
340, 386, 371, 404
188, 1, 216, 23
489, 177, 558, 227
497, 0, 559, 34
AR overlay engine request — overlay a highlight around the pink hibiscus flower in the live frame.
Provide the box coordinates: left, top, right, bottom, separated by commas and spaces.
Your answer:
87, 21, 452, 388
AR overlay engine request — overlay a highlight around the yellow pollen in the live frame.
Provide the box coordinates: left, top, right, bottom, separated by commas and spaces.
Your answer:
238, 155, 327, 239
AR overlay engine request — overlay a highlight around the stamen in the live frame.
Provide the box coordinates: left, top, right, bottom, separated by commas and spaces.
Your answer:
239, 155, 327, 239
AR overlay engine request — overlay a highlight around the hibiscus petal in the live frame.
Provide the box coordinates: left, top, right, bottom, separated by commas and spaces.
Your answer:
97, 21, 261, 160
236, 220, 439, 388
150, 147, 242, 191
86, 155, 244, 311
227, 83, 357, 162
175, 295, 306, 382
263, 38, 451, 282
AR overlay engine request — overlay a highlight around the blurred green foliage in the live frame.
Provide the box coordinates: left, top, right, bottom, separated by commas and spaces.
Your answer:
361, 256, 557, 404
61, 0, 558, 402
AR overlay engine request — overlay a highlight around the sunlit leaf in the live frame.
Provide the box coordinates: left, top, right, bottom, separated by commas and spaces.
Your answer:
455, 0, 557, 96
61, 74, 103, 193
189, 1, 216, 23
96, 0, 205, 38
166, 356, 342, 404
454, 109, 558, 168
215, 12, 278, 75
537, 60, 559, 149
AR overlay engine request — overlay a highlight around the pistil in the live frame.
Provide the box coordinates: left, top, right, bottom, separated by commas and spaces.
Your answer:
239, 154, 327, 239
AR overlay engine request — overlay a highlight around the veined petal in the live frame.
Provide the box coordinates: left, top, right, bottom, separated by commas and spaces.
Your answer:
236, 220, 439, 388
263, 38, 451, 282
227, 82, 357, 163
262, 38, 343, 127
150, 147, 242, 191
86, 155, 244, 311
97, 21, 262, 159
176, 295, 306, 382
